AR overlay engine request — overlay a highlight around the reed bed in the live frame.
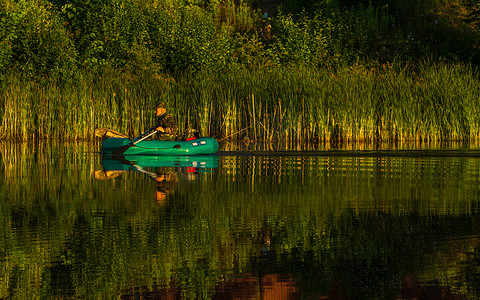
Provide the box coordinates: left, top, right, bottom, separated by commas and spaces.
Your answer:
0, 62, 479, 143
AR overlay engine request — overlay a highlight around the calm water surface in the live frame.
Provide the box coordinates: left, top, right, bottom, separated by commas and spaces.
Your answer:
1, 142, 480, 299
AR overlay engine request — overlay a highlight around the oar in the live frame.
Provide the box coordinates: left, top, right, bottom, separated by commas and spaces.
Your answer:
137, 126, 156, 139
111, 129, 159, 155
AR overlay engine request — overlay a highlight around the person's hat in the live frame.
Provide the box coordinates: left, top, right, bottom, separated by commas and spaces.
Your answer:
155, 102, 166, 109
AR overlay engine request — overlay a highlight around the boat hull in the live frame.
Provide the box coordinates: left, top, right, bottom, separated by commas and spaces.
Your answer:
101, 137, 219, 156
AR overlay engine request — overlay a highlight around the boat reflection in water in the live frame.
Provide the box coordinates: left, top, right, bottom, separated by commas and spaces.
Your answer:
94, 154, 219, 204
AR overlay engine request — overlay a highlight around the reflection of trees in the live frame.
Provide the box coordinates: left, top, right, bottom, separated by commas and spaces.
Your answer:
0, 144, 480, 298
319, 211, 475, 298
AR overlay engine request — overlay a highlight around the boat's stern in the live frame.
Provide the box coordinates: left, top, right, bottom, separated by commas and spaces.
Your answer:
187, 137, 219, 155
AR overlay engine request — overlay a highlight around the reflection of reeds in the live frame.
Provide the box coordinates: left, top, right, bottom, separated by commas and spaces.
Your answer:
0, 142, 479, 297
1, 62, 479, 143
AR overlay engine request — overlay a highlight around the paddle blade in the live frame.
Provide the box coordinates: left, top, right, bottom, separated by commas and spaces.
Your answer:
111, 143, 133, 155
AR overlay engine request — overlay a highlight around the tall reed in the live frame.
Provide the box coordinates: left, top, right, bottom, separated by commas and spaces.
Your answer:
1, 62, 479, 143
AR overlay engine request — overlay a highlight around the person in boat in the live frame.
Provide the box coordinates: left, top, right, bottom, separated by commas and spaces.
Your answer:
154, 102, 199, 141
154, 102, 178, 140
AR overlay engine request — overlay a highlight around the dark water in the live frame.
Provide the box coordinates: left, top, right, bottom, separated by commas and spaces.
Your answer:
1, 142, 480, 299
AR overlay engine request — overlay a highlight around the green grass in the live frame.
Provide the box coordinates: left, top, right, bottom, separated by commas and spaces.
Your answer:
1, 61, 479, 143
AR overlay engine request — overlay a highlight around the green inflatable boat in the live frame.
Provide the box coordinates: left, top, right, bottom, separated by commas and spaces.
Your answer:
101, 137, 219, 156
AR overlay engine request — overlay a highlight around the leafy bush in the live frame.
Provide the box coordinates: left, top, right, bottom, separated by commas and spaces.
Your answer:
1, 0, 77, 79
267, 11, 327, 66
0, 4, 21, 74
267, 4, 385, 67
0, 0, 478, 81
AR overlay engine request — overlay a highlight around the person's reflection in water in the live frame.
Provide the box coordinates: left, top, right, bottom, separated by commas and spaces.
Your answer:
155, 166, 200, 204
95, 161, 201, 205
154, 171, 178, 205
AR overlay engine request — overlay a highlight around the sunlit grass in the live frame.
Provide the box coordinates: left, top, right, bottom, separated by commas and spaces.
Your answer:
1, 62, 479, 143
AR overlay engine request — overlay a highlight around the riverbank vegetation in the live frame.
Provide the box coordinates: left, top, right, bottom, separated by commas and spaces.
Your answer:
1, 0, 479, 142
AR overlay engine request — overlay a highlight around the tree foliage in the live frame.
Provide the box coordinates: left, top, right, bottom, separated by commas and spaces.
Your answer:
0, 0, 478, 81
1, 0, 77, 79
